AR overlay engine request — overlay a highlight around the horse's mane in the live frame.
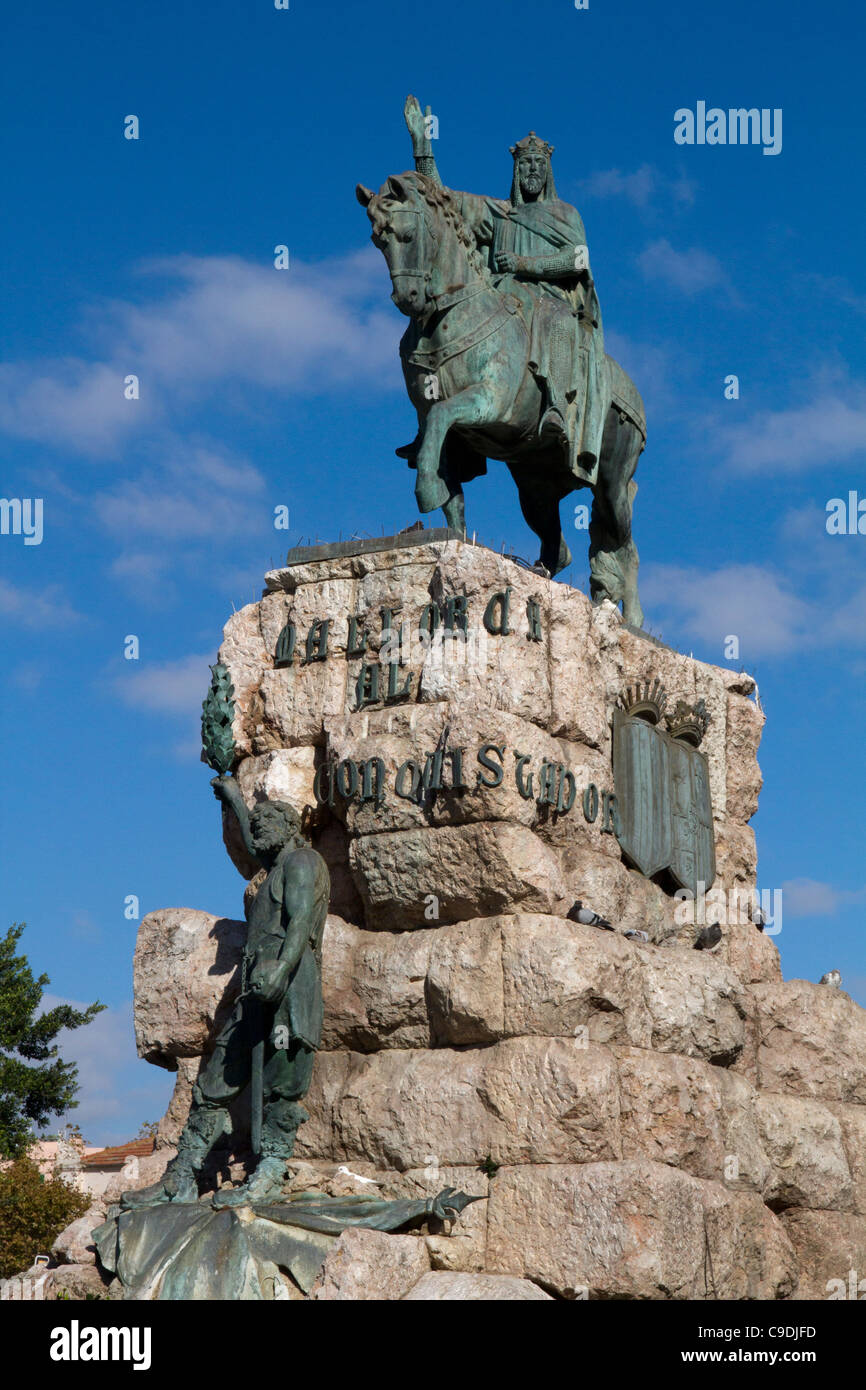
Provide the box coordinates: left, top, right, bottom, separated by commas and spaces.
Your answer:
373, 171, 488, 280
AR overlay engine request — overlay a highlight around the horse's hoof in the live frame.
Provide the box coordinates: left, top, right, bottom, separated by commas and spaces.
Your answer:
415, 475, 451, 512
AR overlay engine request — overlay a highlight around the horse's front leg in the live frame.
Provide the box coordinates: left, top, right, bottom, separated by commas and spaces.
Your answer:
414, 384, 496, 513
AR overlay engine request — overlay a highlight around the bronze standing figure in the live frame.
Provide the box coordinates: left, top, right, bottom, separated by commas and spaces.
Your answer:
123, 779, 329, 1209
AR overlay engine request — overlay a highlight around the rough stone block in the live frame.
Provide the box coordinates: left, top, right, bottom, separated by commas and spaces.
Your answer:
349, 822, 567, 930
780, 1209, 866, 1301
615, 1047, 768, 1191
755, 1092, 852, 1212
133, 909, 244, 1064
753, 980, 866, 1104
486, 1162, 796, 1300
309, 1227, 429, 1301
300, 1038, 621, 1169
828, 1103, 866, 1217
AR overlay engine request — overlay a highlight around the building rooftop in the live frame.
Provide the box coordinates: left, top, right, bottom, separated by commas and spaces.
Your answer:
81, 1138, 156, 1168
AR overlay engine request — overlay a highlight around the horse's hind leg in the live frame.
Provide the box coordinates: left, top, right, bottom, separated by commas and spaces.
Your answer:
590, 410, 644, 627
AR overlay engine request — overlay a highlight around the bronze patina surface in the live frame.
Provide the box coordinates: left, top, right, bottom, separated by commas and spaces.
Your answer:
356, 96, 647, 625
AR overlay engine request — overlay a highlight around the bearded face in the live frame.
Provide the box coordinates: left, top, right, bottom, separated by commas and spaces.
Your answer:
518, 151, 548, 200
250, 805, 291, 857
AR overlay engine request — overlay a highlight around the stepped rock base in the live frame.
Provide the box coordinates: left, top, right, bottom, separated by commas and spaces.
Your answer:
107, 540, 866, 1299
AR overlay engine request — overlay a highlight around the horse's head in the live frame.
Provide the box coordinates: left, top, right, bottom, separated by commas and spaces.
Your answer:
356, 172, 432, 316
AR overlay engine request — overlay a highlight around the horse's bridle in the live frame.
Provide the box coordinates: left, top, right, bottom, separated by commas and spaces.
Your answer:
381, 190, 506, 335
380, 201, 440, 308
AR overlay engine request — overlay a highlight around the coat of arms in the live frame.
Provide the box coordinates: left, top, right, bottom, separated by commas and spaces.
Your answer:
612, 680, 715, 896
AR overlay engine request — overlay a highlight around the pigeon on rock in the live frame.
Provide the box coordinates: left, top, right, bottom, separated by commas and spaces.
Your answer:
751, 904, 767, 931
819, 970, 842, 988
694, 924, 723, 951
567, 901, 613, 930
624, 929, 649, 943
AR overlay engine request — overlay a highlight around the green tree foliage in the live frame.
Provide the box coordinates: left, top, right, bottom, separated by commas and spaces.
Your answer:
0, 1156, 89, 1279
0, 923, 104, 1159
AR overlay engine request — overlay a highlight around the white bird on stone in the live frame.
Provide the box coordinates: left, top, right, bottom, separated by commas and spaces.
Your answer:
567, 900, 613, 931
335, 1165, 377, 1185
819, 970, 842, 988
751, 904, 767, 931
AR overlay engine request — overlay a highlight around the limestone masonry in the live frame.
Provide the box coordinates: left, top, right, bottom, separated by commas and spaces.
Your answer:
73, 539, 866, 1298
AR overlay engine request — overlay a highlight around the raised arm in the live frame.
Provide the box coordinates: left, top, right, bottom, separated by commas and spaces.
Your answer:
211, 774, 259, 865
404, 94, 443, 188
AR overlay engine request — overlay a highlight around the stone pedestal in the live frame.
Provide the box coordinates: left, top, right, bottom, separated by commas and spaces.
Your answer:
124, 537, 866, 1299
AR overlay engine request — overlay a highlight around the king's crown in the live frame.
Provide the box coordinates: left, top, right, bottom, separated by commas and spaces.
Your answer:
510, 130, 555, 160
665, 698, 710, 747
619, 678, 667, 725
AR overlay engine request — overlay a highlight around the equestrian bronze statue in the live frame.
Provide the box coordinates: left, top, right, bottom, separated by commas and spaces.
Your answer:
357, 95, 646, 627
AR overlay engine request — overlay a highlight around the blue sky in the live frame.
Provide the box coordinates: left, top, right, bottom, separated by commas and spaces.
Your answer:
2, 0, 864, 1144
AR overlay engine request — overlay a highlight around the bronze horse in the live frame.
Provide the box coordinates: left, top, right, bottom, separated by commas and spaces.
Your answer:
357, 171, 646, 627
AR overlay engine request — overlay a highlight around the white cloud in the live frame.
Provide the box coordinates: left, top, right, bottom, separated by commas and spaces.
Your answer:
108, 549, 176, 589
0, 361, 142, 454
0, 580, 84, 629
637, 238, 723, 294
70, 911, 103, 944
781, 879, 866, 919
94, 443, 266, 540
640, 498, 866, 661
0, 250, 401, 456
582, 164, 657, 206
123, 250, 398, 393
43, 996, 173, 1148
580, 165, 695, 208
10, 662, 46, 691
717, 392, 866, 473
805, 273, 866, 317
640, 562, 818, 656
112, 652, 214, 716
